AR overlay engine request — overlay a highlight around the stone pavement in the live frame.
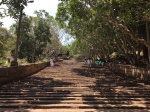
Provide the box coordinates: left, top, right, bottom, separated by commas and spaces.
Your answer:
0, 58, 150, 112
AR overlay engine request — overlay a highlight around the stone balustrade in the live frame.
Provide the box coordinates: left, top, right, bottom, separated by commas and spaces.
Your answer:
107, 63, 150, 83
0, 62, 50, 86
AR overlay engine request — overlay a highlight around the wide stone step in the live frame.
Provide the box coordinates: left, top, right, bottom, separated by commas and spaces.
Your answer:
0, 92, 149, 96
0, 60, 149, 111
0, 100, 150, 105
0, 103, 149, 109
0, 97, 150, 101
0, 109, 147, 112
0, 94, 150, 98
1, 85, 149, 89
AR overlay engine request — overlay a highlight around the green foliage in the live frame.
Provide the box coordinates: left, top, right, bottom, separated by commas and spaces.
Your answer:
11, 10, 52, 63
33, 10, 52, 61
8, 9, 63, 64
0, 57, 5, 65
15, 16, 34, 62
0, 26, 14, 57
0, 0, 32, 33
41, 59, 48, 62
0, 57, 10, 67
6, 0, 28, 19
55, 2, 69, 27
56, 0, 150, 65
18, 60, 28, 65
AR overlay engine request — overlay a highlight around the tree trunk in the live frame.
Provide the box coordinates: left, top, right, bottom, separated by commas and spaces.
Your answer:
146, 21, 150, 64
32, 42, 36, 63
135, 43, 141, 65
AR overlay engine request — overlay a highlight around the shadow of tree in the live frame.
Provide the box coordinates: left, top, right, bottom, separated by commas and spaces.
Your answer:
72, 67, 102, 78
73, 66, 150, 110
0, 71, 73, 109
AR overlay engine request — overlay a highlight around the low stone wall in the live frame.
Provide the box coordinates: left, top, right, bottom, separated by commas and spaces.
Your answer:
107, 63, 150, 83
0, 62, 50, 86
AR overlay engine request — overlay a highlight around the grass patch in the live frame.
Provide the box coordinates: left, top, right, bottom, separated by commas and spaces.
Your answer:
0, 57, 10, 67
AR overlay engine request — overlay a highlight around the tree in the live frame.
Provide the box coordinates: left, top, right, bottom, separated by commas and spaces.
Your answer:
56, 0, 150, 65
0, 0, 30, 24
9, 9, 63, 63
39, 11, 63, 59
18, 16, 34, 62
0, 26, 14, 57
32, 10, 52, 61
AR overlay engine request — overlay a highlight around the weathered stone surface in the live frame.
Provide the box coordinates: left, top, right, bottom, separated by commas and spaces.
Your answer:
107, 63, 150, 83
0, 59, 150, 111
0, 62, 50, 85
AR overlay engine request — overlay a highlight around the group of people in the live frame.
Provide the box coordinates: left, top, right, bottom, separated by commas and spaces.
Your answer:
84, 57, 105, 67
50, 57, 105, 68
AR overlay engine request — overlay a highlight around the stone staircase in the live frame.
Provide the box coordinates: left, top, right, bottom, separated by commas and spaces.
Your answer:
0, 60, 150, 112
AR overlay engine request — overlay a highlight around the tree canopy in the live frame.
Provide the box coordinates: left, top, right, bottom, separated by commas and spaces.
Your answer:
56, 0, 150, 66
0, 0, 63, 65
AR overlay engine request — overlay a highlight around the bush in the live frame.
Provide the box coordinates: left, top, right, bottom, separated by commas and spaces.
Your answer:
41, 59, 49, 62
0, 57, 10, 67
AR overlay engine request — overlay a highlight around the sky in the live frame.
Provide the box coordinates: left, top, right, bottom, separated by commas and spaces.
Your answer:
1, 0, 61, 29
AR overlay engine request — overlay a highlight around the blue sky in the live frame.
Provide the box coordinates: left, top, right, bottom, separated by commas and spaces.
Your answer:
1, 0, 60, 28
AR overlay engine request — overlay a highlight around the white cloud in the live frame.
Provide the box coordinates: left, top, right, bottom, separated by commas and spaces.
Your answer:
1, 0, 60, 29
